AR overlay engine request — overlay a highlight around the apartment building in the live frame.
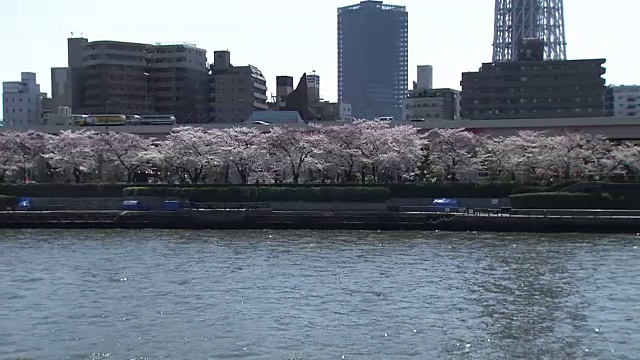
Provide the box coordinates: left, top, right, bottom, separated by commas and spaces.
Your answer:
65, 37, 208, 123
209, 50, 268, 122
606, 85, 640, 117
461, 58, 606, 120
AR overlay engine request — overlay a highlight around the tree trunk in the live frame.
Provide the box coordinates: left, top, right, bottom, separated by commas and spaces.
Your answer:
235, 164, 248, 184
72, 168, 82, 183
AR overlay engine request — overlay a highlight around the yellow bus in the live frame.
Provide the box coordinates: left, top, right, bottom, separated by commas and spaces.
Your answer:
84, 114, 127, 126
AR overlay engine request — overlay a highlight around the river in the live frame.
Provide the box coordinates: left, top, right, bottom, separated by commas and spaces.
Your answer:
0, 230, 638, 359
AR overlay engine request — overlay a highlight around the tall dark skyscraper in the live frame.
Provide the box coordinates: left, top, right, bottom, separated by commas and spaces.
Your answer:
492, 0, 567, 62
338, 0, 408, 119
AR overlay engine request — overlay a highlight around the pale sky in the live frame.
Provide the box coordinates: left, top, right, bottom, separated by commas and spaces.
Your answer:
0, 0, 637, 110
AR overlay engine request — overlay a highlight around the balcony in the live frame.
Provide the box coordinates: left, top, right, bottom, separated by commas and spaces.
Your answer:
253, 101, 269, 110
253, 92, 268, 101
253, 82, 267, 91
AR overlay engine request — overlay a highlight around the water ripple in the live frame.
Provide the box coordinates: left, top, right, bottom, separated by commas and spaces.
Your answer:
0, 229, 638, 359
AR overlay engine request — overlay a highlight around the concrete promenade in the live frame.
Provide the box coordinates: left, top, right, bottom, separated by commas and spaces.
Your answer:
1, 209, 639, 233
4, 116, 640, 139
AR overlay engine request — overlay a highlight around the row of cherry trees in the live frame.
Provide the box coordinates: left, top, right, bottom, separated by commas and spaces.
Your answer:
0, 120, 637, 184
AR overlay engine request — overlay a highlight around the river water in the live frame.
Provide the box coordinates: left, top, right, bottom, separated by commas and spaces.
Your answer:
0, 230, 639, 359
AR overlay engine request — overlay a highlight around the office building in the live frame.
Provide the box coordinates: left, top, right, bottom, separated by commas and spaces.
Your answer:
338, 0, 408, 119
606, 85, 640, 117
209, 50, 268, 122
67, 37, 208, 122
402, 88, 460, 120
2, 72, 42, 127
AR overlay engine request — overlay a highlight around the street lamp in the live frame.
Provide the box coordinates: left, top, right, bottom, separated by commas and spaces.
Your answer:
143, 72, 150, 113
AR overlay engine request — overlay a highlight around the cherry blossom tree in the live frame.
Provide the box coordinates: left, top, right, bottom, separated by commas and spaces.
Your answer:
44, 130, 98, 183
0, 132, 20, 182
217, 127, 269, 184
266, 126, 326, 184
98, 132, 153, 182
610, 142, 640, 176
148, 127, 222, 184
316, 120, 422, 183
315, 122, 366, 183
10, 130, 51, 182
382, 124, 423, 180
423, 128, 485, 181
0, 124, 630, 184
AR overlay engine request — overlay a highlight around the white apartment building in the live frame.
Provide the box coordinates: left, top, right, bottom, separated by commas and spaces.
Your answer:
2, 72, 42, 127
608, 85, 640, 117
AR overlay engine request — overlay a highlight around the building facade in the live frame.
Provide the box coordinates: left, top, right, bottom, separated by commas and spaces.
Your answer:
307, 74, 320, 102
67, 37, 208, 123
273, 73, 353, 122
2, 72, 42, 127
50, 67, 72, 111
338, 0, 408, 119
209, 50, 268, 122
415, 65, 433, 90
461, 58, 607, 120
402, 88, 460, 120
309, 101, 353, 121
606, 85, 640, 117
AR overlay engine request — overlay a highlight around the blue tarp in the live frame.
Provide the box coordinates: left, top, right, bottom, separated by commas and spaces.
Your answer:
431, 198, 459, 213
164, 201, 181, 211
432, 198, 458, 207
121, 200, 147, 211
17, 197, 33, 210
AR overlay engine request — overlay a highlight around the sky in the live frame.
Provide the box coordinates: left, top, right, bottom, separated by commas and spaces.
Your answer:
0, 0, 637, 113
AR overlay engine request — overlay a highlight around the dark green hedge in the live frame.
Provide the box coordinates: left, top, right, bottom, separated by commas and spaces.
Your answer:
386, 183, 551, 198
0, 195, 18, 209
0, 182, 569, 199
0, 184, 128, 198
509, 192, 620, 209
123, 186, 392, 203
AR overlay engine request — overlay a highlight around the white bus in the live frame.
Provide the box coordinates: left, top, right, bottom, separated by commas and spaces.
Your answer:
140, 115, 176, 125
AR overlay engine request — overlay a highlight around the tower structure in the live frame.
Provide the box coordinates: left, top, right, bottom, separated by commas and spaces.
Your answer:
492, 0, 567, 62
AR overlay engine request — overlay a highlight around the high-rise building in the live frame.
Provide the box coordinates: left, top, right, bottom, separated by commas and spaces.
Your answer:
492, 0, 567, 62
208, 50, 268, 122
2, 72, 42, 127
66, 37, 209, 123
338, 0, 408, 119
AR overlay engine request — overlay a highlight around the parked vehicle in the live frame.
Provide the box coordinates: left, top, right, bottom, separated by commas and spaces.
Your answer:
79, 114, 127, 126
139, 115, 176, 125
